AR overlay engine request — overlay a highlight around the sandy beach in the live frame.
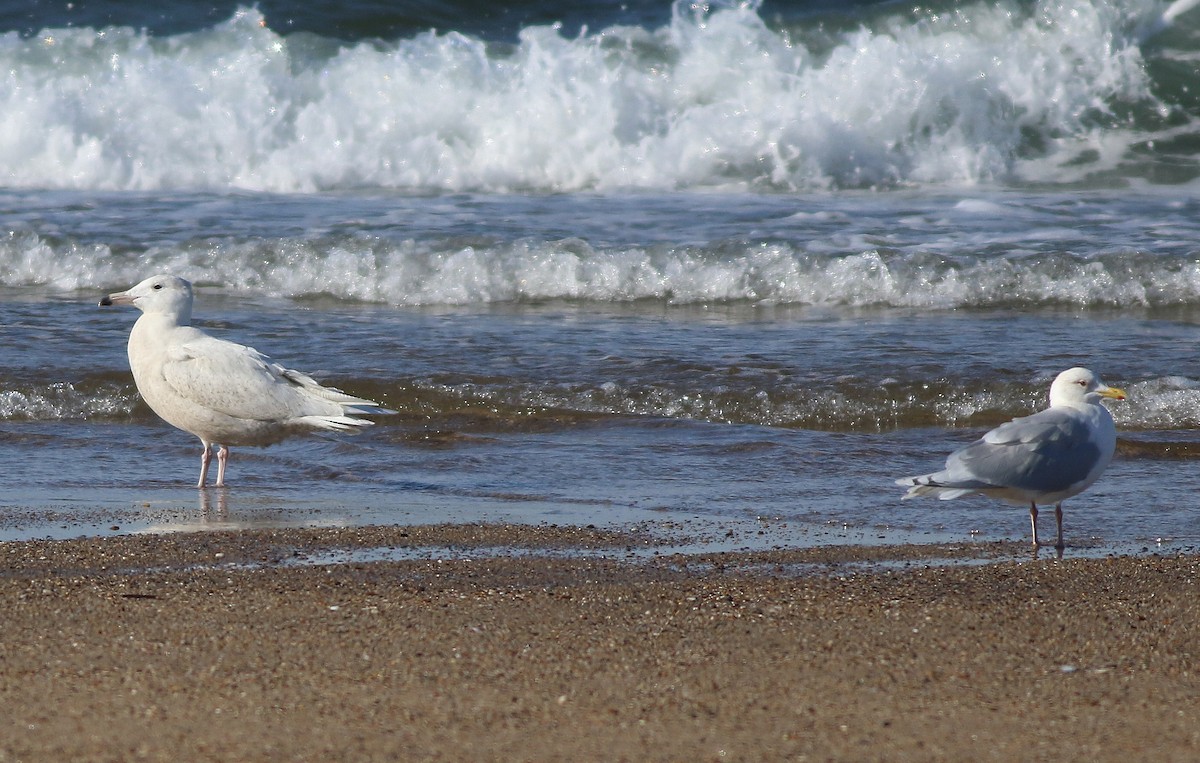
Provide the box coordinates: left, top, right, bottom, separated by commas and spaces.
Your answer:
1, 524, 1197, 762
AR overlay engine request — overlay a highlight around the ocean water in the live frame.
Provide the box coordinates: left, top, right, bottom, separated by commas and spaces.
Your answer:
3, 0, 1200, 553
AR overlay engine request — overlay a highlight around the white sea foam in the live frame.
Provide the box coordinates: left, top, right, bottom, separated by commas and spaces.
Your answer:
0, 382, 135, 420
6, 228, 1200, 309
0, 0, 1177, 193
1115, 376, 1200, 429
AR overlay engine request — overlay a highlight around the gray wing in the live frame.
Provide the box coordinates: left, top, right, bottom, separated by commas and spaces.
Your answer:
945, 409, 1101, 493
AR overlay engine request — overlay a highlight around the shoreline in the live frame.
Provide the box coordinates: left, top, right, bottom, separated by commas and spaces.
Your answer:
2, 526, 1198, 761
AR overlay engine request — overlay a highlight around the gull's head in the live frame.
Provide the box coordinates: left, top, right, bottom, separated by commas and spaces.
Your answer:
99, 274, 194, 321
1049, 367, 1127, 408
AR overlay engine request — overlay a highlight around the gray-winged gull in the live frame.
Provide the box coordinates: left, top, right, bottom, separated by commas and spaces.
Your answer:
896, 367, 1126, 550
100, 274, 393, 487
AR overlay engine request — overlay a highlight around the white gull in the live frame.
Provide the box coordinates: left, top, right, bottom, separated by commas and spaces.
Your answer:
896, 367, 1126, 550
100, 274, 393, 487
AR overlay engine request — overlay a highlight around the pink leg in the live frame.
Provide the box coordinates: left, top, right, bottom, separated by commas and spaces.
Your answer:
1029, 502, 1040, 548
198, 442, 212, 488
215, 445, 230, 487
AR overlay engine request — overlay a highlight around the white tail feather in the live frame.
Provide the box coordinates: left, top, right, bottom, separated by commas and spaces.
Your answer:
297, 415, 377, 432
279, 367, 396, 416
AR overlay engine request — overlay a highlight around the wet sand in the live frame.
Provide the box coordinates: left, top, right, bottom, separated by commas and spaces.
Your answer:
1, 525, 1198, 762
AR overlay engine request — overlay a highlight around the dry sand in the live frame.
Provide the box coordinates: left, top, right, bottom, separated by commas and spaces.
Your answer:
1, 524, 1197, 762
